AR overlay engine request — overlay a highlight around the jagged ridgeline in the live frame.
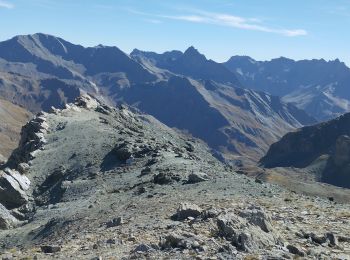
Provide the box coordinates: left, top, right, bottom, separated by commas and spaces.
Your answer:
0, 95, 349, 259
224, 56, 350, 121
0, 34, 316, 165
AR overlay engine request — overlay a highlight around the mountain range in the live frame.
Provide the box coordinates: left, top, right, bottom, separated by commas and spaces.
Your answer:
0, 33, 316, 164
224, 56, 350, 121
1, 33, 350, 258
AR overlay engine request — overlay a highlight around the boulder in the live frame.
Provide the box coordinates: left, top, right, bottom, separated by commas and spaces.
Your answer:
153, 172, 181, 185
287, 244, 305, 256
186, 172, 209, 184
140, 167, 152, 176
133, 243, 155, 253
171, 203, 202, 221
113, 143, 132, 162
106, 217, 123, 228
201, 208, 219, 219
238, 206, 273, 233
41, 245, 61, 253
17, 163, 30, 174
338, 235, 350, 243
325, 232, 338, 247
217, 210, 281, 252
160, 232, 201, 250
0, 170, 28, 209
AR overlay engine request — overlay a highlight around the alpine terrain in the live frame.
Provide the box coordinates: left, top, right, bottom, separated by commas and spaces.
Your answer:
261, 112, 350, 189
224, 56, 350, 121
0, 34, 316, 164
1, 1, 350, 258
0, 95, 349, 259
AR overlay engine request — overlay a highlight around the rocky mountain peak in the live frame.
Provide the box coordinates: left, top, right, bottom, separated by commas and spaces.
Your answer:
184, 46, 201, 56
183, 46, 207, 62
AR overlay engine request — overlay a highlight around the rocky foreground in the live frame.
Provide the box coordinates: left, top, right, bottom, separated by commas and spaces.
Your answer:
0, 95, 349, 259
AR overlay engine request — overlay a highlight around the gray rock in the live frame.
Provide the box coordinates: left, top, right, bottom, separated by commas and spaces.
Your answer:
40, 245, 61, 253
106, 217, 123, 228
338, 235, 350, 242
186, 172, 209, 184
160, 232, 200, 250
4, 168, 30, 190
75, 94, 99, 109
106, 238, 121, 244
217, 212, 281, 252
201, 208, 219, 219
133, 243, 154, 253
311, 233, 327, 244
325, 232, 338, 246
287, 244, 305, 256
302, 232, 328, 244
113, 146, 132, 162
238, 206, 273, 233
140, 167, 152, 176
172, 203, 202, 221
10, 209, 26, 220
17, 163, 30, 174
153, 172, 180, 185
0, 170, 28, 209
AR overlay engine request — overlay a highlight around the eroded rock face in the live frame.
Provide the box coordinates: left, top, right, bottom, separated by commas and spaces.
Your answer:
0, 203, 18, 229
238, 206, 273, 233
261, 113, 350, 188
7, 112, 49, 168
217, 207, 282, 252
0, 170, 29, 209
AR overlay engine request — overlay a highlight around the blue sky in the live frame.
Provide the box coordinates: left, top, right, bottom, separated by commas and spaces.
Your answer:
0, 0, 349, 64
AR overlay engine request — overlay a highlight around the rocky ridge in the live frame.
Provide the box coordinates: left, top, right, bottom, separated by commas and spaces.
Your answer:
260, 112, 350, 188
0, 95, 349, 259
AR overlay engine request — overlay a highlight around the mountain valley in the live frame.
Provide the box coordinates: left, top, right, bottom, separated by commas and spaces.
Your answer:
0, 34, 316, 164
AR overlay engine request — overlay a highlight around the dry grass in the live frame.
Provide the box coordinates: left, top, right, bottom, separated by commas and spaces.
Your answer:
0, 98, 31, 157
